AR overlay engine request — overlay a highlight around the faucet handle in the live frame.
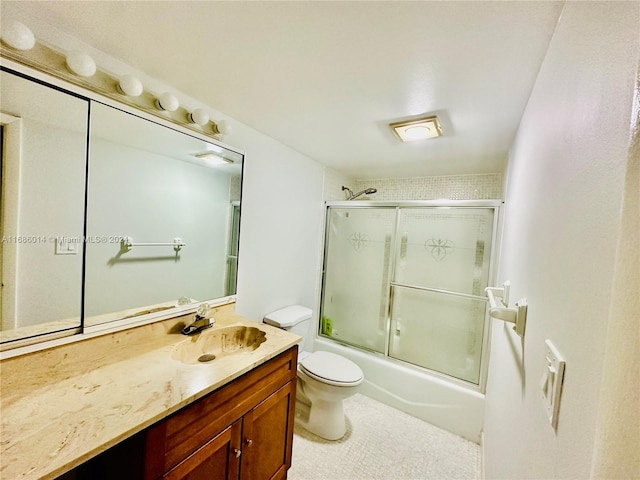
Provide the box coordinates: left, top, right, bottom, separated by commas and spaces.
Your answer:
196, 303, 210, 319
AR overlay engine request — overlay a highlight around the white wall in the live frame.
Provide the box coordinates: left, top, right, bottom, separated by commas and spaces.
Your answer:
17, 121, 86, 326
483, 2, 640, 479
590, 95, 639, 478
233, 130, 325, 321
323, 167, 355, 201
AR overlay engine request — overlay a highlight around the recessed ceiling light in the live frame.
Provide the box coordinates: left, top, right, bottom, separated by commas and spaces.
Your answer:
390, 116, 442, 142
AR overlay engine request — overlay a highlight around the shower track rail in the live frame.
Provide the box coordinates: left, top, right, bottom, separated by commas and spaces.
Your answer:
389, 282, 487, 301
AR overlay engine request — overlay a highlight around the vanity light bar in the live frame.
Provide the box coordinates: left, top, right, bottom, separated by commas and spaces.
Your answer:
0, 20, 229, 140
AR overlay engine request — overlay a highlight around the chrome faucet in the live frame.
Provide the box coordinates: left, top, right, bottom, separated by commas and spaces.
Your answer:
181, 304, 215, 335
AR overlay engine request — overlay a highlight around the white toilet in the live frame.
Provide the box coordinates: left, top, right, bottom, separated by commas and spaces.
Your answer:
264, 305, 364, 440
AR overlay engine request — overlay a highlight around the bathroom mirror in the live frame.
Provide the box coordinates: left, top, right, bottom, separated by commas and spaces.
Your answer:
0, 68, 89, 345
0, 66, 243, 348
84, 103, 242, 327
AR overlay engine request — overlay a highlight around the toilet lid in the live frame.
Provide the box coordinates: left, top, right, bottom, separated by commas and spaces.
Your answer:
299, 351, 363, 385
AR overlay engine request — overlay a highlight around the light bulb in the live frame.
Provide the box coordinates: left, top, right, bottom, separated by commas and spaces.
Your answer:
156, 92, 179, 112
118, 74, 143, 97
216, 119, 231, 135
189, 109, 209, 126
0, 20, 35, 50
403, 125, 432, 140
66, 51, 96, 77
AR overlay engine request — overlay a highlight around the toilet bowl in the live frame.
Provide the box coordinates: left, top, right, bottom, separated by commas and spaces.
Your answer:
263, 306, 364, 440
296, 350, 363, 440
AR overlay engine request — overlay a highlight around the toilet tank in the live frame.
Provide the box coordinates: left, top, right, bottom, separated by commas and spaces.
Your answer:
263, 305, 313, 352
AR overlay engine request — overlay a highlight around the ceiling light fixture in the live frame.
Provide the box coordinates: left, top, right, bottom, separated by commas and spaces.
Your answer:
194, 151, 233, 165
390, 115, 442, 142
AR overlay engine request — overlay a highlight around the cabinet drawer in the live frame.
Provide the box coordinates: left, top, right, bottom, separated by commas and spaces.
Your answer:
145, 346, 297, 478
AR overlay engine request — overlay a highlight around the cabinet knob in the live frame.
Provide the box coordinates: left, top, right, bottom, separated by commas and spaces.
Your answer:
234, 448, 241, 458
245, 439, 253, 447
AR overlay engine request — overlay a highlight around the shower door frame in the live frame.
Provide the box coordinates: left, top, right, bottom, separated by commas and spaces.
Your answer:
318, 199, 503, 393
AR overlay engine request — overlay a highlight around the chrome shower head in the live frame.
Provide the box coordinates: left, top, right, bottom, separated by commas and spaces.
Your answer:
344, 187, 377, 200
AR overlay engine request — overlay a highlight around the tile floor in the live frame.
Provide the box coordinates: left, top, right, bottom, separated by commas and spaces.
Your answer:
288, 393, 481, 480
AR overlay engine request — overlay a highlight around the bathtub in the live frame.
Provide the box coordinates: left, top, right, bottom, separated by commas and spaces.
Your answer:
313, 337, 484, 444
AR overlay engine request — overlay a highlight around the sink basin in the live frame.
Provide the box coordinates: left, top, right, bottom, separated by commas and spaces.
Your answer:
172, 325, 267, 364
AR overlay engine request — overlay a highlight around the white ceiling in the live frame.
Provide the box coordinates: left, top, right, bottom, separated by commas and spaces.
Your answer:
4, 1, 564, 179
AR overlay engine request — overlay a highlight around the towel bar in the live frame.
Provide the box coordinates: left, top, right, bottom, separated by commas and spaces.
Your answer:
485, 281, 527, 337
121, 236, 185, 252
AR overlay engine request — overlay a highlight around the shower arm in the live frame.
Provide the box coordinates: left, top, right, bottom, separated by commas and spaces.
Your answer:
485, 281, 527, 337
341, 186, 354, 199
341, 186, 377, 201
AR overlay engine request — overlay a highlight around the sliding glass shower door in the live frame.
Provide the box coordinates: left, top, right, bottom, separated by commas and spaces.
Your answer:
389, 208, 494, 384
320, 207, 396, 353
320, 204, 497, 385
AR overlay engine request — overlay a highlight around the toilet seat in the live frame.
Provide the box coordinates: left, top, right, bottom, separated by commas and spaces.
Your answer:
299, 351, 363, 387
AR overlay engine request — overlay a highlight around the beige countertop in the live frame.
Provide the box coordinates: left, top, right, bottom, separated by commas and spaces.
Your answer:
0, 303, 300, 480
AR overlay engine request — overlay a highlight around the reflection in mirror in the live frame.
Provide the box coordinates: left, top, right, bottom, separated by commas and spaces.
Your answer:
84, 103, 242, 327
0, 69, 88, 346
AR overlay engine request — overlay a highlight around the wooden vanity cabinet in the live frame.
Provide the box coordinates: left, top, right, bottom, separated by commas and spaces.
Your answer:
145, 346, 298, 480
57, 346, 298, 480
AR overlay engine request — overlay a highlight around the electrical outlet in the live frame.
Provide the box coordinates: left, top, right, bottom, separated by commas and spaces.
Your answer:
541, 339, 565, 430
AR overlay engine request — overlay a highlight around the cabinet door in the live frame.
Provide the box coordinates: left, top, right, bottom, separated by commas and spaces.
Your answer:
161, 420, 242, 480
241, 381, 296, 480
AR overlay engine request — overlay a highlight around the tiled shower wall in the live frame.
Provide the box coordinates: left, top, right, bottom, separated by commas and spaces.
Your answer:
231, 175, 242, 202
351, 173, 504, 201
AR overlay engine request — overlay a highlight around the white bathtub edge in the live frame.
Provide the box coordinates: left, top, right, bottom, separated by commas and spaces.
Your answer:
313, 337, 484, 444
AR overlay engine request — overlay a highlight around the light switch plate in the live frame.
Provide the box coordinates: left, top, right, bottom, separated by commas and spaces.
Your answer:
542, 339, 565, 430
55, 238, 78, 255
